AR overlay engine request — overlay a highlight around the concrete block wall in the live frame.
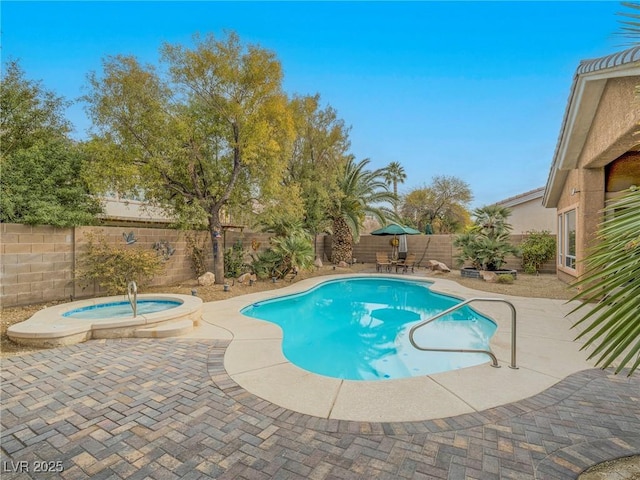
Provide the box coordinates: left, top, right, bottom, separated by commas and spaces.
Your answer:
73, 226, 213, 298
342, 235, 456, 267
1, 223, 75, 307
1, 224, 216, 308
1, 224, 556, 308
325, 234, 556, 274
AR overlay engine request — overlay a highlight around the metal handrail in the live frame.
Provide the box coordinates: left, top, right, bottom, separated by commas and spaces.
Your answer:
127, 281, 138, 318
409, 297, 518, 369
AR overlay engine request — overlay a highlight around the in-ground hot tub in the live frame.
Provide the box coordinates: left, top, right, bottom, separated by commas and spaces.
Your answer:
7, 294, 202, 348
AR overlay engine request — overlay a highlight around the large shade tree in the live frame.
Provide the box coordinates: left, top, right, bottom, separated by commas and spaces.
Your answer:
328, 157, 395, 263
84, 33, 294, 283
1, 60, 101, 226
401, 175, 472, 233
280, 94, 350, 252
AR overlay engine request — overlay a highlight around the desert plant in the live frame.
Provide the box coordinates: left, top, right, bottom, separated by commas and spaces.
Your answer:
454, 205, 520, 271
185, 232, 208, 277
224, 240, 250, 278
496, 274, 514, 284
250, 232, 314, 279
520, 230, 556, 274
76, 232, 164, 295
250, 249, 282, 280
570, 187, 640, 375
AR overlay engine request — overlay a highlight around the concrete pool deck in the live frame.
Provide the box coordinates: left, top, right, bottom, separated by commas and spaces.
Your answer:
184, 273, 599, 423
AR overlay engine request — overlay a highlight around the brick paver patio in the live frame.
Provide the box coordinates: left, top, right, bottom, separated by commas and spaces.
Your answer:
2, 339, 639, 479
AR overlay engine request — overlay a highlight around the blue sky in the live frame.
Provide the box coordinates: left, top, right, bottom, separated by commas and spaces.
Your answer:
2, 1, 625, 207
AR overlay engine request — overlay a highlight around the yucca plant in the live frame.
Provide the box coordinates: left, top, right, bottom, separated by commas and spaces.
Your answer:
570, 187, 640, 375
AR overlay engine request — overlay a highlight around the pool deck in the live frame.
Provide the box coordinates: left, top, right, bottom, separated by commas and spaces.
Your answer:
2, 273, 639, 479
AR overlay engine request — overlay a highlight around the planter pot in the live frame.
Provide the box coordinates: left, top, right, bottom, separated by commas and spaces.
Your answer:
460, 267, 517, 279
461, 267, 482, 279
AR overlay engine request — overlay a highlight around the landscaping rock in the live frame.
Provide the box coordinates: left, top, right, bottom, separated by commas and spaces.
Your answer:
237, 272, 251, 283
480, 271, 498, 283
427, 260, 450, 272
314, 258, 323, 268
337, 261, 349, 268
198, 272, 215, 286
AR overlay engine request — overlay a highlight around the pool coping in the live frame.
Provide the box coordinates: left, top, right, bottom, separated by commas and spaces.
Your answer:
192, 273, 598, 422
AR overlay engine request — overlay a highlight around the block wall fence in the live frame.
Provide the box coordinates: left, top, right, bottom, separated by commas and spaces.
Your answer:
1, 223, 555, 308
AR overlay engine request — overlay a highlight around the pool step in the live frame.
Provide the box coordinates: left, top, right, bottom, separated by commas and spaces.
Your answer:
134, 319, 194, 338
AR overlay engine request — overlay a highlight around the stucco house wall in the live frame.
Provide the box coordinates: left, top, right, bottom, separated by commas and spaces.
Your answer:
495, 188, 557, 234
543, 47, 640, 283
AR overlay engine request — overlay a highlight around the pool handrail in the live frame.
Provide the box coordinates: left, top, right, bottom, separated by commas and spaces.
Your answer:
127, 281, 138, 318
409, 297, 517, 369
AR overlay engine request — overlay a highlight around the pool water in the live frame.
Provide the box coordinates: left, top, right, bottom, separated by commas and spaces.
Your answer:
241, 278, 497, 380
63, 300, 182, 319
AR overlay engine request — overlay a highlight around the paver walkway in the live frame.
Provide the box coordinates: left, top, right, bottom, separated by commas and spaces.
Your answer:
1, 339, 639, 479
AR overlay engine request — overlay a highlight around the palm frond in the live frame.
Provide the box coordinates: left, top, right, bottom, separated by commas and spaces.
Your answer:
569, 187, 640, 375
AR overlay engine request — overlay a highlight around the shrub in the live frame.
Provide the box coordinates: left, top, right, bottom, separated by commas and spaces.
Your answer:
224, 240, 250, 278
520, 230, 556, 274
250, 233, 314, 279
185, 232, 208, 277
76, 232, 164, 295
454, 205, 520, 271
250, 249, 281, 280
496, 274, 514, 284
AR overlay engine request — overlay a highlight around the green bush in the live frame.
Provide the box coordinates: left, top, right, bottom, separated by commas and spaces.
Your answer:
250, 249, 282, 280
185, 232, 208, 277
250, 233, 314, 279
224, 240, 250, 278
496, 274, 514, 284
454, 205, 520, 271
520, 230, 556, 274
76, 232, 164, 295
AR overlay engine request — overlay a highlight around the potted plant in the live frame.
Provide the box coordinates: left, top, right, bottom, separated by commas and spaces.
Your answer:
453, 205, 520, 278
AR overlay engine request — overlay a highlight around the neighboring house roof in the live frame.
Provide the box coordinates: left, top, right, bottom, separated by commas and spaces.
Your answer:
495, 187, 545, 208
543, 46, 640, 208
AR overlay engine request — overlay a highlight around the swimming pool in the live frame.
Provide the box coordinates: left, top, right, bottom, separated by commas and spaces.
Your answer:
63, 300, 182, 319
241, 277, 497, 380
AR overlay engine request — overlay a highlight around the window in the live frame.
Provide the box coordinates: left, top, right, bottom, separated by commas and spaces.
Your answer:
558, 209, 576, 270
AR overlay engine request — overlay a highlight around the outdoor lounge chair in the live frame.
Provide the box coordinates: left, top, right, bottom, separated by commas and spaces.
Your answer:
396, 253, 416, 273
376, 252, 392, 272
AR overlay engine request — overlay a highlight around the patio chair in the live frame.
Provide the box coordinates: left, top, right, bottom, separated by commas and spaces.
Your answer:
396, 253, 416, 273
376, 252, 392, 272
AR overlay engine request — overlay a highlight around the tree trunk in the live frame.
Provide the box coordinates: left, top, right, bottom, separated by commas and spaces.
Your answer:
331, 217, 353, 263
208, 210, 225, 285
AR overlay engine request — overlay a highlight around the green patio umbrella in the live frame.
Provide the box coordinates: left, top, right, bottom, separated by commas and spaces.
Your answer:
371, 223, 421, 260
370, 224, 421, 236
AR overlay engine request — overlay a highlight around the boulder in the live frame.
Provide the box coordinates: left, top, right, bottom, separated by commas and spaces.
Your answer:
198, 272, 215, 286
480, 271, 498, 283
237, 272, 251, 283
427, 260, 450, 272
314, 258, 323, 268
337, 261, 348, 268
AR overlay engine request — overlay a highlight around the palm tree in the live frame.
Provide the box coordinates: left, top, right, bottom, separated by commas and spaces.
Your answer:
382, 161, 406, 214
570, 187, 640, 375
328, 157, 395, 263
454, 205, 519, 271
471, 205, 513, 237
